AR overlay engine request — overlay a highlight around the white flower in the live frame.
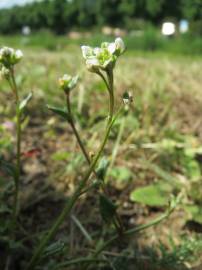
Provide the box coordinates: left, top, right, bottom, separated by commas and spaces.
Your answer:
81, 38, 125, 72
0, 46, 23, 67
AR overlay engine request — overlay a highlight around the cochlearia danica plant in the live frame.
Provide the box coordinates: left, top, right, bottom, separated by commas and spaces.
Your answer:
0, 47, 31, 228
0, 39, 180, 270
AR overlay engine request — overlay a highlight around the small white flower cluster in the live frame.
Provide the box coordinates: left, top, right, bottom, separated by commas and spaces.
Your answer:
81, 37, 125, 72
58, 74, 79, 93
0, 47, 23, 67
0, 47, 23, 80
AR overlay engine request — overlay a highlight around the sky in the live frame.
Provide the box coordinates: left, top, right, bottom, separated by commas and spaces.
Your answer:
0, 0, 37, 9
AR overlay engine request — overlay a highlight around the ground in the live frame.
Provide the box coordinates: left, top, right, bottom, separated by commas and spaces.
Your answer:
0, 40, 202, 269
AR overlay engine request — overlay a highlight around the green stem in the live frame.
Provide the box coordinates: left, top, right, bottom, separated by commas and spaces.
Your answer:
10, 67, 19, 101
9, 69, 21, 222
13, 104, 21, 218
66, 79, 123, 232
54, 258, 107, 269
66, 94, 92, 166
107, 117, 125, 175
25, 108, 120, 270
85, 208, 174, 269
106, 68, 114, 123
97, 70, 114, 123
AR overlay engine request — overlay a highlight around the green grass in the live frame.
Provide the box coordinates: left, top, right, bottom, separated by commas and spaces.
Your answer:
0, 37, 202, 269
1, 29, 202, 55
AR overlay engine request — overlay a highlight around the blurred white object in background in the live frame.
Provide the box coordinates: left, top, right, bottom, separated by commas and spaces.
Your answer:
22, 25, 31, 35
161, 22, 175, 36
114, 28, 126, 37
102, 26, 113, 35
179, 20, 189, 33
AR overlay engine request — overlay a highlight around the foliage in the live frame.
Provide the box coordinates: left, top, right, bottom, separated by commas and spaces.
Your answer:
0, 0, 201, 34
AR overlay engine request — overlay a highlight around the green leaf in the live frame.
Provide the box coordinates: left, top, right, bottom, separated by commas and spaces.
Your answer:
19, 92, 32, 112
130, 183, 172, 207
43, 241, 65, 258
99, 194, 117, 223
182, 156, 201, 180
47, 105, 69, 120
146, 162, 177, 183
184, 205, 202, 224
110, 166, 132, 182
51, 151, 70, 161
96, 157, 109, 181
189, 182, 202, 204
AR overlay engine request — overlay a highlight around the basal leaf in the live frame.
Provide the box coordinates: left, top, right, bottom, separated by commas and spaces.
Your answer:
130, 183, 172, 207
184, 205, 202, 224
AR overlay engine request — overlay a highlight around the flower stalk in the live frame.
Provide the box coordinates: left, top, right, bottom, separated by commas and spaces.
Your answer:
26, 107, 120, 270
11, 72, 21, 220
0, 47, 23, 224
26, 42, 125, 267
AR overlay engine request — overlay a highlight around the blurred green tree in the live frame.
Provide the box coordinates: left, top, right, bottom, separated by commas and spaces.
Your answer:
0, 0, 201, 34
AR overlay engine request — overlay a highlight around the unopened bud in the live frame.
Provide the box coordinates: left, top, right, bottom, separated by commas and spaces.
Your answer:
0, 66, 10, 80
123, 91, 133, 105
58, 74, 79, 92
14, 50, 23, 63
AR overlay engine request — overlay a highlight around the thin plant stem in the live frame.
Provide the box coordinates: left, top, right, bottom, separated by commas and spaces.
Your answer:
106, 68, 114, 123
54, 258, 107, 269
13, 104, 21, 218
85, 207, 174, 269
108, 117, 125, 173
25, 106, 122, 270
66, 87, 123, 233
97, 70, 114, 123
71, 215, 93, 245
66, 93, 92, 166
9, 69, 21, 222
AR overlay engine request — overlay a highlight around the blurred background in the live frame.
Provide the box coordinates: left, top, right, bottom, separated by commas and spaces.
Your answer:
0, 0, 201, 54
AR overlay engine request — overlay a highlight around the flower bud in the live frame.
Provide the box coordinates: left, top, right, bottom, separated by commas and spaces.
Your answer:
58, 74, 78, 92
14, 50, 23, 63
115, 37, 125, 55
0, 66, 10, 80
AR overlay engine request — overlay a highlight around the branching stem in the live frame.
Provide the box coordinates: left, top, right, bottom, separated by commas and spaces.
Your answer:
26, 102, 122, 270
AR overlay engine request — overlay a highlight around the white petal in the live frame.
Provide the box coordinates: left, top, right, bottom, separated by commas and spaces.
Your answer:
108, 43, 116, 54
86, 58, 100, 67
81, 46, 92, 59
93, 47, 101, 56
